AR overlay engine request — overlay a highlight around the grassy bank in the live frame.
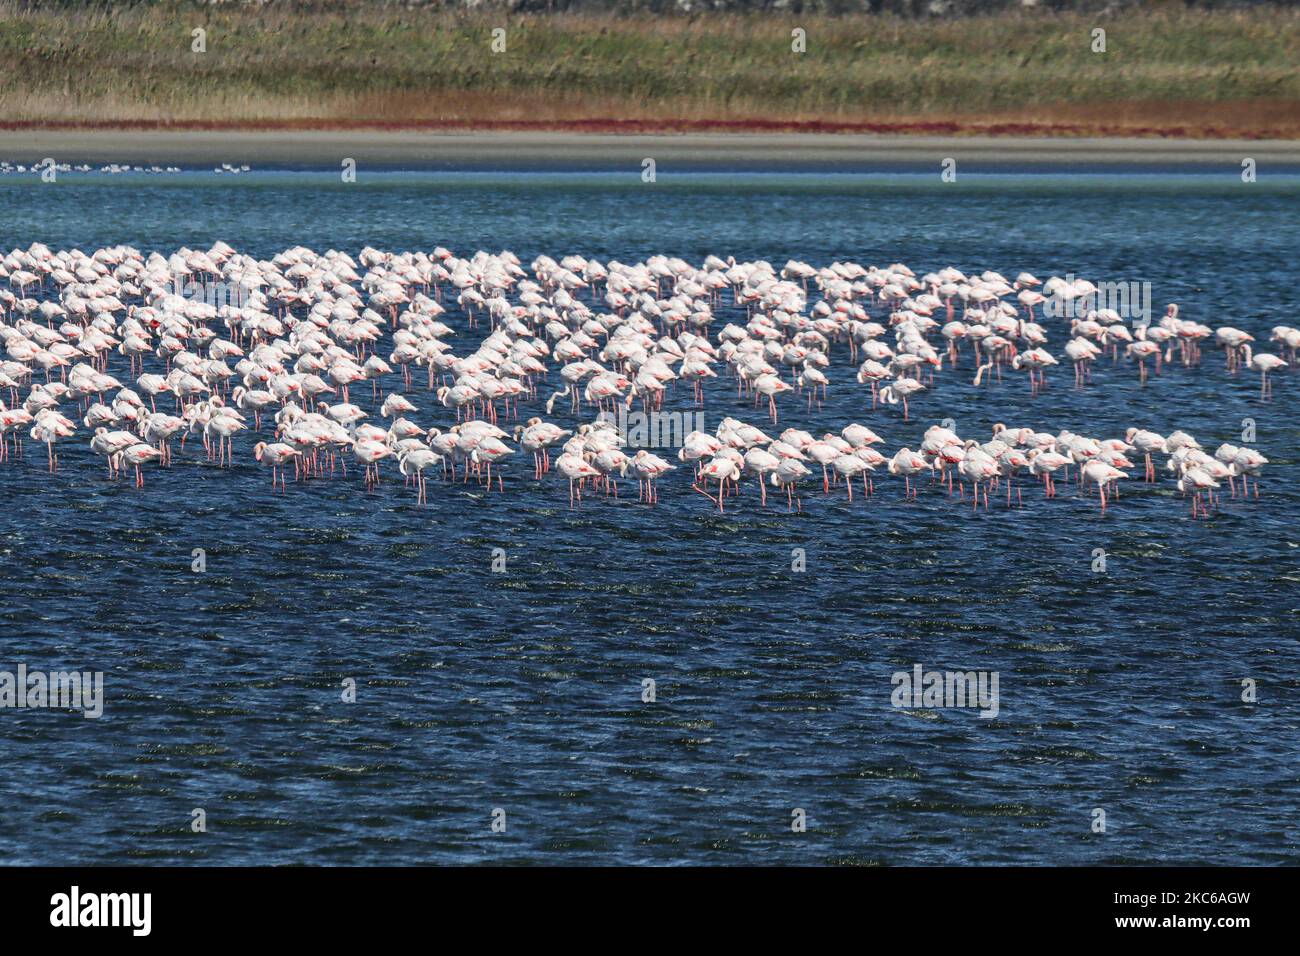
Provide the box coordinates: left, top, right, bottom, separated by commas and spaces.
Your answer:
1, 3, 1297, 137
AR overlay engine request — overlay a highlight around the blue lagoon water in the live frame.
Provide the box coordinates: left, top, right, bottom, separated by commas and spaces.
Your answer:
0, 169, 1297, 864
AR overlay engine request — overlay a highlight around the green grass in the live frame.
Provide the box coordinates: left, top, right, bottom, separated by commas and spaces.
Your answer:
0, 3, 1296, 135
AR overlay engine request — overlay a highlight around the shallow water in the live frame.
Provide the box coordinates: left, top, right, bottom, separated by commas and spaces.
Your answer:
1, 169, 1298, 865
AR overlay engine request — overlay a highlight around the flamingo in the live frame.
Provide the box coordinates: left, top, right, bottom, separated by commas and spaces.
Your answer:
29, 410, 75, 472
1216, 327, 1255, 372
830, 454, 869, 502
514, 418, 570, 479
110, 442, 163, 487
353, 438, 393, 489
693, 456, 741, 512
887, 447, 930, 498
1082, 459, 1128, 514
752, 373, 791, 423
1026, 447, 1070, 498
1126, 428, 1167, 482
90, 427, 139, 476
958, 441, 1000, 510
1176, 466, 1220, 517
842, 423, 884, 449
1010, 348, 1057, 395
0, 241, 1284, 527
203, 413, 247, 467
805, 440, 841, 494
879, 379, 925, 420
629, 449, 675, 504
742, 446, 780, 506
470, 436, 514, 491
1241, 344, 1287, 399
254, 440, 302, 489
554, 451, 600, 508
996, 446, 1031, 507
398, 447, 441, 503
1231, 447, 1268, 498
769, 457, 810, 512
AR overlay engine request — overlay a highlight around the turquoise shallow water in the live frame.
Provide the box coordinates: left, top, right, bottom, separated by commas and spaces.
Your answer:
0, 169, 1297, 864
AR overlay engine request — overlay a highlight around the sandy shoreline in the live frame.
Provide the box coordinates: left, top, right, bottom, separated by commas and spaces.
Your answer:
3, 130, 1299, 171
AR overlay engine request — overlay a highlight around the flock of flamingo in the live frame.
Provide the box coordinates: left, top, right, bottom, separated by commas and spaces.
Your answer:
0, 163, 198, 175
0, 242, 1287, 516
